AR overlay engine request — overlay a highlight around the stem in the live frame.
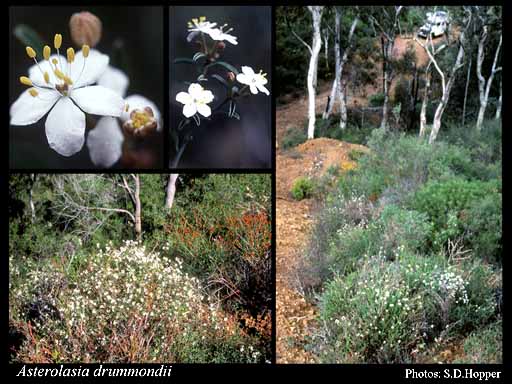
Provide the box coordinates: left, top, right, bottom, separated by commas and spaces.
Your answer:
171, 95, 233, 168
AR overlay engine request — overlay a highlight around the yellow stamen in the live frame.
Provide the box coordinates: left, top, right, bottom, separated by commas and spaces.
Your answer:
125, 104, 129, 112
199, 16, 206, 22
43, 45, 51, 61
26, 46, 36, 59
54, 68, 65, 80
54, 34, 62, 49
82, 45, 90, 58
44, 72, 50, 84
63, 75, 73, 85
19, 76, 32, 86
67, 47, 75, 63
52, 58, 58, 65
28, 88, 38, 97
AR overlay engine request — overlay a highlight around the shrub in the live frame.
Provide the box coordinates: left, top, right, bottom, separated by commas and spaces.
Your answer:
281, 127, 307, 149
291, 177, 315, 200
376, 205, 433, 258
409, 178, 501, 250
317, 251, 499, 363
368, 92, 385, 107
11, 241, 263, 363
454, 320, 502, 363
298, 194, 375, 291
464, 193, 502, 263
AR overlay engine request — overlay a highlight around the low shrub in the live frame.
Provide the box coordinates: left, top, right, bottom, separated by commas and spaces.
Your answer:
454, 320, 502, 363
291, 177, 315, 200
409, 178, 501, 251
11, 241, 263, 363
317, 251, 498, 363
281, 127, 307, 149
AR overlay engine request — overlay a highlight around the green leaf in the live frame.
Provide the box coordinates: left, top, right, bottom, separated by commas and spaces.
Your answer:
174, 58, 195, 65
13, 24, 44, 55
192, 52, 207, 62
205, 61, 239, 75
211, 74, 229, 88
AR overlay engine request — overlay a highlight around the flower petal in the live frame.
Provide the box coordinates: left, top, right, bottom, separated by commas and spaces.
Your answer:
236, 73, 249, 85
97, 65, 130, 97
122, 94, 161, 131
72, 49, 109, 88
183, 103, 197, 118
176, 91, 192, 105
188, 83, 204, 98
242, 66, 255, 76
10, 88, 60, 126
256, 84, 270, 95
87, 117, 124, 167
249, 85, 258, 95
45, 97, 85, 156
196, 103, 211, 117
28, 54, 66, 86
71, 86, 124, 117
200, 90, 214, 104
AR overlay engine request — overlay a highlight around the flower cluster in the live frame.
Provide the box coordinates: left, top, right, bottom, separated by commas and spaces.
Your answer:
11, 240, 260, 362
429, 269, 469, 305
175, 16, 269, 125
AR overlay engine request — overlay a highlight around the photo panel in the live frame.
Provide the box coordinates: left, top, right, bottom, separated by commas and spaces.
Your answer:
169, 6, 272, 169
9, 6, 164, 169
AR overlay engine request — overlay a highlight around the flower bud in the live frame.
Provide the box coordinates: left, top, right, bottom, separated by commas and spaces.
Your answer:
216, 41, 226, 50
69, 11, 102, 48
227, 72, 236, 82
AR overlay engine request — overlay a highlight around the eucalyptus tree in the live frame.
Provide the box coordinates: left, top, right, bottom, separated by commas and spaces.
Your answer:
474, 6, 502, 130
415, 7, 472, 143
368, 6, 403, 130
322, 6, 359, 130
288, 6, 325, 139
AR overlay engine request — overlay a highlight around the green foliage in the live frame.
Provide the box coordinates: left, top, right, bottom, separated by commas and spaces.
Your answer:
318, 251, 498, 363
281, 127, 307, 149
368, 92, 385, 107
454, 320, 502, 364
464, 194, 502, 263
9, 174, 271, 363
291, 177, 315, 200
410, 178, 500, 250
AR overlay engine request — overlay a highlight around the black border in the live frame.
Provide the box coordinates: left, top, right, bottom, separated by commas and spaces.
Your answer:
5, 1, 509, 382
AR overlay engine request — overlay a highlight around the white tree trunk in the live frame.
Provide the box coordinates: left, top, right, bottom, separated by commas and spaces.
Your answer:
419, 65, 431, 138
495, 78, 502, 119
476, 30, 502, 130
462, 57, 472, 126
165, 174, 179, 209
339, 82, 348, 129
307, 6, 324, 139
429, 43, 465, 144
380, 68, 391, 129
134, 175, 142, 239
323, 8, 341, 120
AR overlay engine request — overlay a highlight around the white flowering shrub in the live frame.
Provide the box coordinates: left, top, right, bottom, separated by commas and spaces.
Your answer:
11, 241, 262, 363
319, 251, 496, 363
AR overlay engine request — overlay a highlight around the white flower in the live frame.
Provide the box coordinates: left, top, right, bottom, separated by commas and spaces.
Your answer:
187, 16, 217, 42
176, 83, 214, 118
87, 66, 161, 167
207, 25, 238, 45
10, 37, 124, 156
236, 66, 270, 95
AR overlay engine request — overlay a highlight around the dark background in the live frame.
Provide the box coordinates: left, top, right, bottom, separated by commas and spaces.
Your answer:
9, 6, 163, 169
170, 6, 271, 169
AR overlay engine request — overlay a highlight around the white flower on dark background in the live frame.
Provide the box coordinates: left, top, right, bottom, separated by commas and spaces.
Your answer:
10, 34, 124, 156
236, 66, 269, 95
176, 83, 214, 118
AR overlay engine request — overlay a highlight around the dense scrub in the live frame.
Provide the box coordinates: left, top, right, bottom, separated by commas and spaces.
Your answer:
9, 174, 271, 363
300, 121, 502, 363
